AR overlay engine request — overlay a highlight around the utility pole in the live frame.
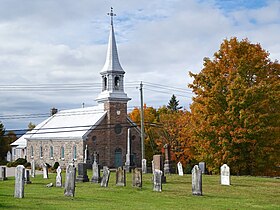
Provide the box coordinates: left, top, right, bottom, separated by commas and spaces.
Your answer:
140, 81, 145, 160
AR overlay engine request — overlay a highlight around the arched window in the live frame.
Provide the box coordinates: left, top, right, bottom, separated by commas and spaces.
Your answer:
31, 146, 34, 157
104, 77, 107, 90
114, 76, 120, 89
40, 146, 43, 158
50, 146, 53, 159
60, 147, 64, 159
73, 145, 77, 160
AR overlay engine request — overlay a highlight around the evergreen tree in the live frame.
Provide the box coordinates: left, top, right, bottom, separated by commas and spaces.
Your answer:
167, 94, 182, 111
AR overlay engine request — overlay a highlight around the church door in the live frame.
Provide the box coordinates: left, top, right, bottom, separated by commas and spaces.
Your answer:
114, 148, 122, 168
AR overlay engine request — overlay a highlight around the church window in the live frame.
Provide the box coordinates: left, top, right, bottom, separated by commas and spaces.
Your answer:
31, 146, 34, 157
114, 124, 123, 135
40, 146, 43, 158
61, 147, 65, 159
104, 77, 107, 90
50, 146, 54, 159
114, 76, 120, 89
92, 136, 97, 143
131, 135, 136, 141
73, 145, 77, 160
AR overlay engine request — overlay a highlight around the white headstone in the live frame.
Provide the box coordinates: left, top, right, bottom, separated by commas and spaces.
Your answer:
177, 162, 183, 176
192, 165, 202, 196
125, 128, 131, 170
84, 145, 88, 163
220, 164, 230, 186
42, 163, 48, 179
56, 166, 62, 187
100, 166, 110, 187
31, 159, 35, 178
14, 165, 25, 198
6, 151, 11, 162
64, 164, 76, 197
151, 160, 155, 174
91, 161, 101, 183
153, 169, 162, 192
199, 162, 206, 174
142, 159, 147, 174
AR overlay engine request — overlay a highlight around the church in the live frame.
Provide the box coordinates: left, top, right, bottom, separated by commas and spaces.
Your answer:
24, 8, 141, 169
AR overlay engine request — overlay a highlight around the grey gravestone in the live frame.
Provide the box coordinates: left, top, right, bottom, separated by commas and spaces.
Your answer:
142, 159, 147, 174
177, 162, 183, 176
192, 165, 202, 196
100, 166, 110, 187
163, 144, 171, 175
153, 155, 166, 183
220, 164, 230, 186
132, 168, 142, 188
56, 166, 62, 187
25, 170, 31, 184
6, 151, 11, 162
31, 159, 35, 178
153, 169, 162, 192
42, 163, 48, 179
84, 145, 88, 163
199, 162, 206, 174
76, 163, 89, 182
116, 167, 126, 186
14, 165, 25, 198
0, 166, 7, 181
91, 161, 101, 183
64, 164, 76, 197
151, 160, 155, 174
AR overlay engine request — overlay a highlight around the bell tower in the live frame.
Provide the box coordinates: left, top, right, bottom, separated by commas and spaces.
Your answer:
96, 8, 131, 167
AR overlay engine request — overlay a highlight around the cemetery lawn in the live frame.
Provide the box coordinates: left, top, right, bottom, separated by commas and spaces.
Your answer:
0, 171, 279, 210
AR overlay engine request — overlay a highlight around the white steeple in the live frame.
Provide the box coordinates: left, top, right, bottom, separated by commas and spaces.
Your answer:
96, 8, 131, 103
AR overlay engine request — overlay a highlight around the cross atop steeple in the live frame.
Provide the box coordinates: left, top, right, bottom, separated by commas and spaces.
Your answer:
107, 7, 116, 26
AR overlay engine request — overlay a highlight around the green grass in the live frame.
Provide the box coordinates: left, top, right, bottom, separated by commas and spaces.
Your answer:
0, 171, 279, 210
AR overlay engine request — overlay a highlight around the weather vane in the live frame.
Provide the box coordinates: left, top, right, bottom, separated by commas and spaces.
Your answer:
107, 7, 116, 25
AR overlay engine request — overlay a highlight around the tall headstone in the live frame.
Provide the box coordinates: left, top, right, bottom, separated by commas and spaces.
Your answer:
91, 161, 101, 183
76, 163, 89, 182
84, 145, 88, 163
42, 163, 48, 179
116, 167, 126, 186
177, 162, 183, 176
151, 160, 155, 174
0, 166, 7, 181
56, 166, 62, 187
24, 170, 31, 184
220, 164, 230, 186
199, 162, 206, 174
163, 144, 171, 175
153, 155, 166, 183
192, 165, 202, 196
31, 159, 35, 178
153, 169, 162, 192
6, 151, 11, 162
142, 159, 147, 174
64, 164, 76, 197
100, 166, 110, 187
125, 128, 132, 172
14, 165, 25, 198
132, 168, 142, 188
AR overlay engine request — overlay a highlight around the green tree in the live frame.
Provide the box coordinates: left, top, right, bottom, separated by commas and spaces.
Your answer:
189, 37, 280, 175
28, 122, 36, 131
167, 94, 182, 112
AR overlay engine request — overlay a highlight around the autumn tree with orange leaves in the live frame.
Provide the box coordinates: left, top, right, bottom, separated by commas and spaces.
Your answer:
189, 37, 280, 175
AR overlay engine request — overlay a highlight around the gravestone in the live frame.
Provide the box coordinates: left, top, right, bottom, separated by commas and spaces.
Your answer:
76, 163, 89, 182
56, 166, 62, 187
163, 144, 171, 175
42, 163, 48, 179
132, 168, 142, 188
199, 162, 206, 174
6, 151, 11, 162
125, 128, 132, 172
116, 167, 126, 186
14, 165, 25, 198
84, 145, 88, 163
24, 170, 31, 184
220, 164, 230, 186
151, 160, 155, 174
142, 159, 147, 174
64, 163, 76, 197
177, 162, 184, 176
100, 166, 110, 187
0, 166, 7, 181
91, 161, 101, 183
192, 165, 202, 196
31, 159, 35, 177
153, 169, 162, 192
153, 155, 166, 183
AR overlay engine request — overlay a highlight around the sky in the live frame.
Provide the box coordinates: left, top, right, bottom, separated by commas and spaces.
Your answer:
0, 0, 279, 131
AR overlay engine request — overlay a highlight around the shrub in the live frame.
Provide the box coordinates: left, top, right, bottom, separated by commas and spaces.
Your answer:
24, 162, 31, 168
15, 158, 27, 165
53, 162, 59, 169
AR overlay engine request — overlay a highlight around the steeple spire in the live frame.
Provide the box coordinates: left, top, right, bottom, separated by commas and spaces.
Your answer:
101, 7, 124, 74
96, 8, 130, 103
